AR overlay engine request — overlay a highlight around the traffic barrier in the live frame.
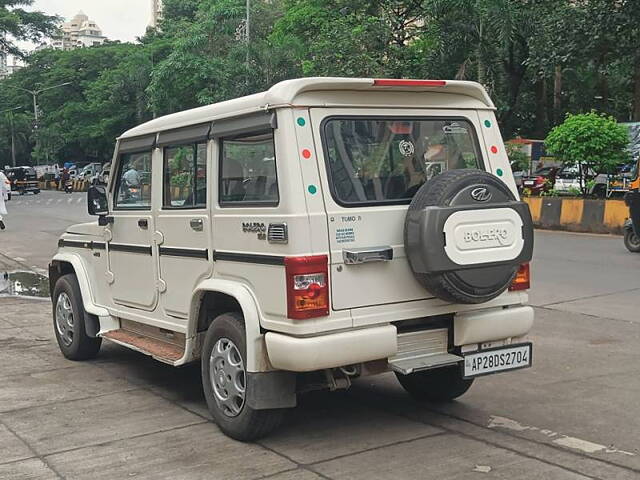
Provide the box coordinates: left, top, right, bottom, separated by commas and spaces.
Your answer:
523, 197, 627, 234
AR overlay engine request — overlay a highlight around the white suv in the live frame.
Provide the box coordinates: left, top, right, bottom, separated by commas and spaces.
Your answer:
50, 78, 534, 441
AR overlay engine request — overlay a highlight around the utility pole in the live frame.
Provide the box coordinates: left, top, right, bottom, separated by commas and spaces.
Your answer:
7, 82, 72, 164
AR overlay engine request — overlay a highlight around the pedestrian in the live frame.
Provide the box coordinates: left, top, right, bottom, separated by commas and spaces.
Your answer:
0, 169, 10, 230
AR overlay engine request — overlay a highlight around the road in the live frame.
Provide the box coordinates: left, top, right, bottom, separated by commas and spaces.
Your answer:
1, 190, 639, 479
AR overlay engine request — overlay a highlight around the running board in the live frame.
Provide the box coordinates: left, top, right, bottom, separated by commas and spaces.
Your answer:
389, 352, 463, 375
388, 327, 462, 375
101, 320, 185, 365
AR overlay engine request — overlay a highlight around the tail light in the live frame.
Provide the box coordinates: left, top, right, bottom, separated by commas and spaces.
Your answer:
535, 176, 545, 185
509, 263, 530, 291
285, 255, 329, 319
373, 79, 447, 87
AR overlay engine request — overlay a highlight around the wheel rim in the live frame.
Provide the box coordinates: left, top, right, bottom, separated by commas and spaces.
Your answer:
55, 292, 74, 347
630, 232, 640, 247
209, 338, 246, 417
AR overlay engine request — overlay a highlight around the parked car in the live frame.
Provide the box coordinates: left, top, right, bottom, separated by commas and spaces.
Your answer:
521, 166, 558, 194
554, 166, 607, 197
49, 77, 534, 441
5, 166, 40, 195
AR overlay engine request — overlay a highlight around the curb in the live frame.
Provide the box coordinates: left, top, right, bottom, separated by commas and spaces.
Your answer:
524, 197, 627, 234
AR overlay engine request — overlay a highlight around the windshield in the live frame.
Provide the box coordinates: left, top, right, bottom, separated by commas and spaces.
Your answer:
322, 117, 483, 205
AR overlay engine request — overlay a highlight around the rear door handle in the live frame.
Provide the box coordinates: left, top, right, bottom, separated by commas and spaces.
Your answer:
190, 218, 203, 232
137, 218, 148, 229
343, 246, 393, 264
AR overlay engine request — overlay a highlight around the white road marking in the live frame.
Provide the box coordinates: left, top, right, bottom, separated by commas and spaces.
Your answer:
488, 415, 635, 456
76, 198, 82, 203
46, 199, 52, 204
57, 199, 62, 203
472, 465, 492, 473
67, 198, 73, 203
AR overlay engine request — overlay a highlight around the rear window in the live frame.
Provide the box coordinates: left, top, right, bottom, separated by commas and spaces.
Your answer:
322, 117, 483, 206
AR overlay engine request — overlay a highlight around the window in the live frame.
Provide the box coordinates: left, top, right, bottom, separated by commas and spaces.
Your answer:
163, 143, 207, 208
219, 131, 278, 206
114, 151, 152, 209
322, 117, 483, 206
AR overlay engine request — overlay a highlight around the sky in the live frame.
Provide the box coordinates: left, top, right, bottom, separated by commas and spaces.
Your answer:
13, 0, 152, 55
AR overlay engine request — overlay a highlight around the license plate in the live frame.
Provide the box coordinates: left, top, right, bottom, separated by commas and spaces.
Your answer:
463, 343, 532, 378
524, 180, 534, 186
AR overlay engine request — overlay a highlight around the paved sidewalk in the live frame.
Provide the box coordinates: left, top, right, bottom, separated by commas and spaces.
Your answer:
1, 297, 639, 480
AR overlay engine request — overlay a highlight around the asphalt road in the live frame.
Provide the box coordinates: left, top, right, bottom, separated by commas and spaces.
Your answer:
0, 190, 639, 479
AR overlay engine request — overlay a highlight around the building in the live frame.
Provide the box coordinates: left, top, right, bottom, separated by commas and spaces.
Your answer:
149, 0, 163, 29
0, 52, 22, 79
50, 11, 108, 50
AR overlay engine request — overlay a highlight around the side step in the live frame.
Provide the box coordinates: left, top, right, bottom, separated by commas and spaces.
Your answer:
388, 328, 463, 375
101, 319, 185, 364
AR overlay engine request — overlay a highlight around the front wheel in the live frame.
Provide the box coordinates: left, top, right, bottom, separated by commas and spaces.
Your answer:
52, 274, 102, 360
624, 229, 640, 252
201, 312, 286, 441
395, 366, 474, 402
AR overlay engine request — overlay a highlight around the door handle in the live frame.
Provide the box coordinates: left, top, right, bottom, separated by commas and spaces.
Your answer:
190, 218, 204, 232
137, 218, 148, 229
342, 246, 393, 265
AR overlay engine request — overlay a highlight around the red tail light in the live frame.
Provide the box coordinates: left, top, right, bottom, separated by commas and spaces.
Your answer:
373, 79, 447, 87
285, 255, 329, 319
509, 263, 530, 291
535, 176, 545, 185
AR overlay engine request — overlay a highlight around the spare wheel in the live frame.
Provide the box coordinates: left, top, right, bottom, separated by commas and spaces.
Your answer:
404, 169, 534, 304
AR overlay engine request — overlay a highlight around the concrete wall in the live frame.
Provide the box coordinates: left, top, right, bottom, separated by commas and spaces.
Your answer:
524, 197, 627, 234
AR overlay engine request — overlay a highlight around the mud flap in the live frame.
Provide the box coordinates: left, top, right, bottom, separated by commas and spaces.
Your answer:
246, 371, 297, 410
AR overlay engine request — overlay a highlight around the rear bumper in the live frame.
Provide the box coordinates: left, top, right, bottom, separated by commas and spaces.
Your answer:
265, 325, 397, 372
265, 305, 534, 372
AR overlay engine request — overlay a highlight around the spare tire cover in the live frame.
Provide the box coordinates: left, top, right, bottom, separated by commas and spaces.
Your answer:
404, 169, 534, 304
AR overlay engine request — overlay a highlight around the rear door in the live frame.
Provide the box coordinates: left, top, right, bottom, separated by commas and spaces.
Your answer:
155, 130, 212, 320
309, 108, 487, 311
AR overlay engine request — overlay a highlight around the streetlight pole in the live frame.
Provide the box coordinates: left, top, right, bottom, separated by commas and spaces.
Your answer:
0, 106, 22, 168
7, 82, 72, 164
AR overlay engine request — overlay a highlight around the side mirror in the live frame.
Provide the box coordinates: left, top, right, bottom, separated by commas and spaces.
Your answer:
88, 185, 109, 216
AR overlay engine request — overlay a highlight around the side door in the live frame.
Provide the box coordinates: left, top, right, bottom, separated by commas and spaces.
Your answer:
155, 125, 212, 319
107, 138, 158, 311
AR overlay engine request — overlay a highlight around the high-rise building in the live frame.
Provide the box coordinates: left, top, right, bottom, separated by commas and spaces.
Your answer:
50, 11, 108, 50
150, 0, 163, 29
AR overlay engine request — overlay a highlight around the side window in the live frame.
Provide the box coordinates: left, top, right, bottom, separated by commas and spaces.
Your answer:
163, 143, 207, 208
114, 151, 152, 209
219, 131, 278, 207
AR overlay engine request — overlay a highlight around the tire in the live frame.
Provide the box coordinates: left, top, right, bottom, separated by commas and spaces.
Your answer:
404, 169, 533, 304
624, 229, 640, 252
201, 312, 286, 441
395, 366, 474, 402
52, 274, 102, 360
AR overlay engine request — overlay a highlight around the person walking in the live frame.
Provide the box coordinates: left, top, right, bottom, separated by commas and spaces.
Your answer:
0, 169, 10, 230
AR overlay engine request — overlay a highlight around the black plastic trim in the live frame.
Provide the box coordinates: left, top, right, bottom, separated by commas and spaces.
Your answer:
319, 115, 486, 208
58, 239, 106, 250
212, 251, 285, 265
109, 243, 152, 255
159, 246, 209, 260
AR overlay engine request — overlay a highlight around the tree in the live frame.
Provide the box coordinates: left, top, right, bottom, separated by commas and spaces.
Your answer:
545, 112, 630, 195
0, 0, 58, 56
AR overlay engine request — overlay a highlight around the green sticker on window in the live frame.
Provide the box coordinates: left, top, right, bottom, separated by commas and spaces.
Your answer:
297, 117, 306, 127
484, 119, 492, 128
308, 185, 317, 194
496, 168, 503, 176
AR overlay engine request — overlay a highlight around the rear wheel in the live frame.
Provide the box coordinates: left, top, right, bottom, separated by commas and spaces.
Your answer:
624, 229, 640, 252
52, 274, 102, 360
201, 312, 286, 441
395, 366, 474, 402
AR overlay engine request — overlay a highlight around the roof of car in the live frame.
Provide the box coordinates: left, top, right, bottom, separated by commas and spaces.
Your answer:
120, 77, 495, 140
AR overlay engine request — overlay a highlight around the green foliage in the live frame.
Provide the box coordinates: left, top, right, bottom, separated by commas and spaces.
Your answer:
506, 144, 529, 171
545, 112, 630, 173
1, 0, 640, 166
0, 0, 58, 56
